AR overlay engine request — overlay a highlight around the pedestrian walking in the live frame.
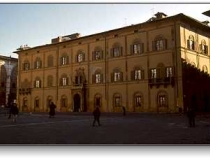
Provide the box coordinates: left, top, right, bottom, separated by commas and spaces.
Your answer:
92, 106, 101, 127
49, 102, 56, 118
187, 107, 196, 127
10, 100, 19, 122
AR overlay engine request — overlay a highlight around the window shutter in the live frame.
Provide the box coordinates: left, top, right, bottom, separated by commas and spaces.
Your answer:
40, 80, 41, 88
193, 41, 196, 50
141, 43, 144, 54
40, 60, 42, 68
60, 78, 62, 86
34, 81, 36, 88
22, 63, 24, 70
157, 68, 161, 78
75, 55, 78, 63
120, 72, 123, 81
111, 72, 114, 82
83, 53, 85, 62
152, 41, 156, 51
101, 74, 103, 83
130, 45, 134, 55
187, 40, 190, 49
92, 51, 96, 61
131, 70, 135, 81
199, 44, 203, 53
67, 56, 69, 64
164, 39, 167, 49
92, 74, 96, 84
110, 48, 113, 57
34, 61, 36, 69
101, 50, 104, 59
205, 45, 208, 55
67, 77, 69, 85
141, 70, 144, 80
120, 47, 123, 56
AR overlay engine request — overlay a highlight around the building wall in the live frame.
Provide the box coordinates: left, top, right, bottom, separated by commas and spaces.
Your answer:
16, 14, 210, 113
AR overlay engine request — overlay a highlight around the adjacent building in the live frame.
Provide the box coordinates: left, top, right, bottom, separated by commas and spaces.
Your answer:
14, 12, 210, 113
0, 55, 18, 106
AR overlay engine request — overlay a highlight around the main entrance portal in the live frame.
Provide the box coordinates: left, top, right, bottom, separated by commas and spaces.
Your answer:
73, 94, 81, 112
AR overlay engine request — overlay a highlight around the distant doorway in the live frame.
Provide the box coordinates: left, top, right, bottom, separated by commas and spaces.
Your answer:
74, 94, 81, 112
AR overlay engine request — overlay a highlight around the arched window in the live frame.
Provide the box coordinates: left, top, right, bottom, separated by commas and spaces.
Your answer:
202, 65, 208, 73
157, 91, 168, 107
200, 39, 208, 55
47, 75, 53, 87
152, 35, 167, 51
34, 57, 42, 69
61, 95, 67, 107
131, 66, 144, 80
47, 55, 54, 67
92, 47, 103, 61
94, 93, 102, 108
113, 93, 122, 107
92, 69, 103, 84
134, 92, 143, 107
111, 68, 123, 82
187, 35, 195, 50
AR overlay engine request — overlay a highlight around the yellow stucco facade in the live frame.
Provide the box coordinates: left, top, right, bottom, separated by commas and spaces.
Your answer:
14, 13, 210, 113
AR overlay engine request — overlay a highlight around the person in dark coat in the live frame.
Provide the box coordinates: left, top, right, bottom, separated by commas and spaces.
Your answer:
92, 106, 101, 126
10, 101, 19, 122
49, 102, 56, 118
187, 107, 196, 127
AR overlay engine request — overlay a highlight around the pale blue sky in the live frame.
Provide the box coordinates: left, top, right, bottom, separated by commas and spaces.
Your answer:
0, 3, 210, 58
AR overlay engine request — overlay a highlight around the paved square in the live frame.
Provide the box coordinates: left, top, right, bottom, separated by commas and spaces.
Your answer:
0, 113, 210, 144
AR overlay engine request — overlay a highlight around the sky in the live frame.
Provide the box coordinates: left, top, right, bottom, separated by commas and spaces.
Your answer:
0, 2, 210, 58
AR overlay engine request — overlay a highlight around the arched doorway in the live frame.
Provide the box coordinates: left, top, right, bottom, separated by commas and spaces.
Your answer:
74, 94, 80, 112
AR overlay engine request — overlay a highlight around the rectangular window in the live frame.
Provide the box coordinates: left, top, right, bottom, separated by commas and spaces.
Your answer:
114, 72, 121, 81
35, 80, 40, 88
134, 70, 142, 80
62, 78, 67, 86
36, 60, 42, 69
61, 98, 66, 107
95, 97, 101, 107
24, 63, 29, 70
62, 57, 67, 65
96, 74, 101, 83
115, 97, 121, 106
159, 95, 166, 106
95, 51, 101, 60
133, 44, 142, 54
151, 69, 157, 79
135, 96, 142, 106
166, 67, 173, 77
113, 47, 120, 57
156, 40, 164, 50
78, 54, 83, 62
35, 100, 39, 108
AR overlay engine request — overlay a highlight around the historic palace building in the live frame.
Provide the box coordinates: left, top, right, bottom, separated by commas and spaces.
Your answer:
0, 55, 18, 106
14, 12, 210, 113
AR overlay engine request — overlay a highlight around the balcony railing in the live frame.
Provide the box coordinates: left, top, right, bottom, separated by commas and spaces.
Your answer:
149, 77, 174, 88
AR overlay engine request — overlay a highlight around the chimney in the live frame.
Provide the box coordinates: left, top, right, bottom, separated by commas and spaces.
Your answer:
202, 20, 209, 25
154, 12, 167, 19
